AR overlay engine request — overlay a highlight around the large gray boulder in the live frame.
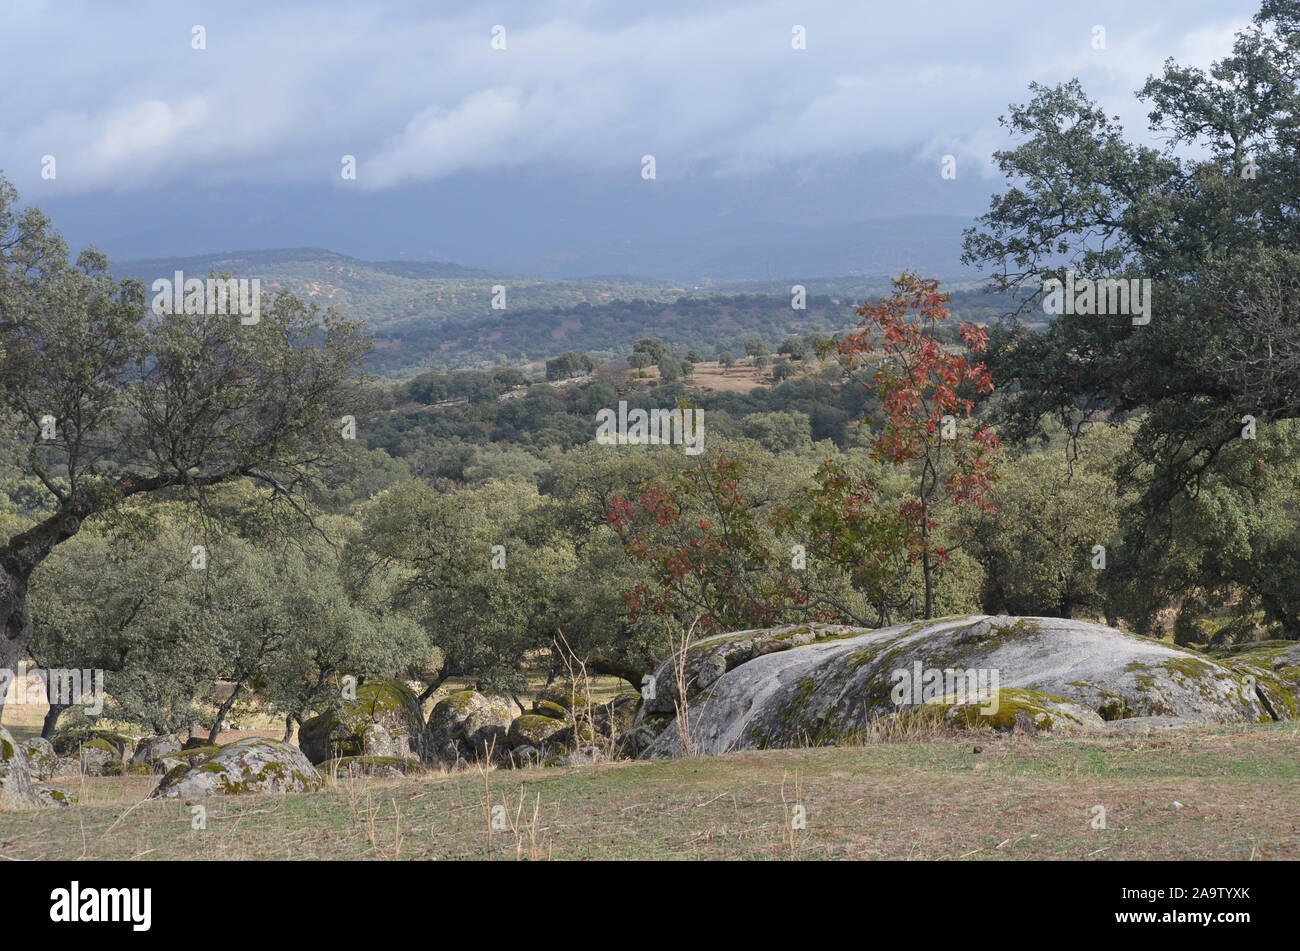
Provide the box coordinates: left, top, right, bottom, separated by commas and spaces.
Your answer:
33, 783, 77, 807
638, 615, 1271, 758
507, 713, 567, 749
427, 690, 514, 762
1209, 640, 1300, 721
132, 734, 182, 769
20, 737, 61, 781
48, 729, 138, 776
298, 680, 428, 765
152, 737, 324, 798
1, 727, 76, 808
0, 726, 38, 808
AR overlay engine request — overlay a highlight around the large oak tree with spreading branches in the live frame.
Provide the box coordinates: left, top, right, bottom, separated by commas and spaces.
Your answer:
963, 0, 1300, 576
0, 176, 371, 708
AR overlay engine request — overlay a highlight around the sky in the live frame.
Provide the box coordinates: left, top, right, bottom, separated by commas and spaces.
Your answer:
0, 0, 1262, 278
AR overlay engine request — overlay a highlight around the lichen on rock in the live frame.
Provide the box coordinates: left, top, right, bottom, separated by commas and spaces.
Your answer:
426, 690, 514, 762
298, 679, 428, 765
637, 615, 1274, 758
152, 737, 324, 798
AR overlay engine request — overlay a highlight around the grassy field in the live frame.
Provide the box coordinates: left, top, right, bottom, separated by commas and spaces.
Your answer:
2, 722, 1297, 861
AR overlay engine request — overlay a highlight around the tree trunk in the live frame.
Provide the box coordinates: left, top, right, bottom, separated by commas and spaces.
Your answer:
41, 702, 67, 740
919, 491, 934, 619
283, 714, 295, 744
588, 655, 645, 691
208, 682, 243, 744
1, 502, 99, 717
417, 672, 449, 705
0, 565, 32, 718
921, 550, 934, 620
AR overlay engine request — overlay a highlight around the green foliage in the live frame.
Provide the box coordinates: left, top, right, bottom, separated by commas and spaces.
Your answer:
780, 336, 809, 360
657, 353, 683, 382
742, 411, 812, 453
0, 176, 373, 684
771, 359, 798, 382
968, 423, 1129, 618
26, 491, 423, 735
1108, 419, 1300, 641
345, 479, 576, 692
546, 351, 594, 380
964, 6, 1300, 585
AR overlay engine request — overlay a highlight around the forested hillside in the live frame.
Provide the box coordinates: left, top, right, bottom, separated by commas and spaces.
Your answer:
114, 247, 1026, 376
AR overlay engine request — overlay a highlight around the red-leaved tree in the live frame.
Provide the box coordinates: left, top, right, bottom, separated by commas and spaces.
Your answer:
832, 272, 1000, 619
608, 456, 814, 637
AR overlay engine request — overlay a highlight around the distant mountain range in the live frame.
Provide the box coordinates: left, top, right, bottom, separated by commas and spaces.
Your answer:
117, 247, 499, 282
109, 209, 980, 285
112, 239, 1009, 378
112, 248, 692, 334
41, 153, 992, 281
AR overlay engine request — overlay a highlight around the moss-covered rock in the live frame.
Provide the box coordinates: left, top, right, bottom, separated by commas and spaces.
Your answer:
19, 737, 61, 781
507, 714, 567, 748
152, 737, 324, 798
1209, 641, 1300, 721
33, 783, 77, 807
549, 722, 596, 753
51, 728, 135, 758
77, 738, 125, 776
595, 694, 642, 735
638, 615, 1272, 758
640, 623, 866, 716
0, 725, 39, 808
536, 680, 592, 712
298, 679, 428, 765
939, 688, 1105, 733
426, 690, 514, 762
42, 729, 138, 777
131, 734, 182, 771
615, 718, 669, 759
156, 744, 221, 773
532, 699, 568, 720
332, 755, 425, 778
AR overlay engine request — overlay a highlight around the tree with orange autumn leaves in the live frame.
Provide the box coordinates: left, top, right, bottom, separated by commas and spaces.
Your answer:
831, 272, 1000, 619
607, 273, 1000, 635
607, 454, 814, 637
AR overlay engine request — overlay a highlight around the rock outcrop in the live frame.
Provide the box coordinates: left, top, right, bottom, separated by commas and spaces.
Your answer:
132, 735, 182, 771
1209, 640, 1300, 721
507, 713, 567, 749
426, 690, 514, 762
637, 616, 1273, 758
19, 737, 62, 781
298, 680, 428, 765
0, 726, 38, 808
0, 726, 76, 808
153, 737, 324, 798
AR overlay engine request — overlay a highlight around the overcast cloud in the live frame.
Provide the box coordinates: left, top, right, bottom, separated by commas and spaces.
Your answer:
0, 0, 1261, 272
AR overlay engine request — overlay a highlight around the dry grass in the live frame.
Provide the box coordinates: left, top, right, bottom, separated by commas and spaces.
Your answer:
4, 722, 1297, 861
685, 361, 773, 393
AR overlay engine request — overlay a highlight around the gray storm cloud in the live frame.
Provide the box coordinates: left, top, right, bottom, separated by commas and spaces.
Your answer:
0, 0, 1250, 196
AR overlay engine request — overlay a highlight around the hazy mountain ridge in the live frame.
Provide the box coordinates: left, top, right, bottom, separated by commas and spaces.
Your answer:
112, 248, 693, 332
111, 245, 1015, 377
